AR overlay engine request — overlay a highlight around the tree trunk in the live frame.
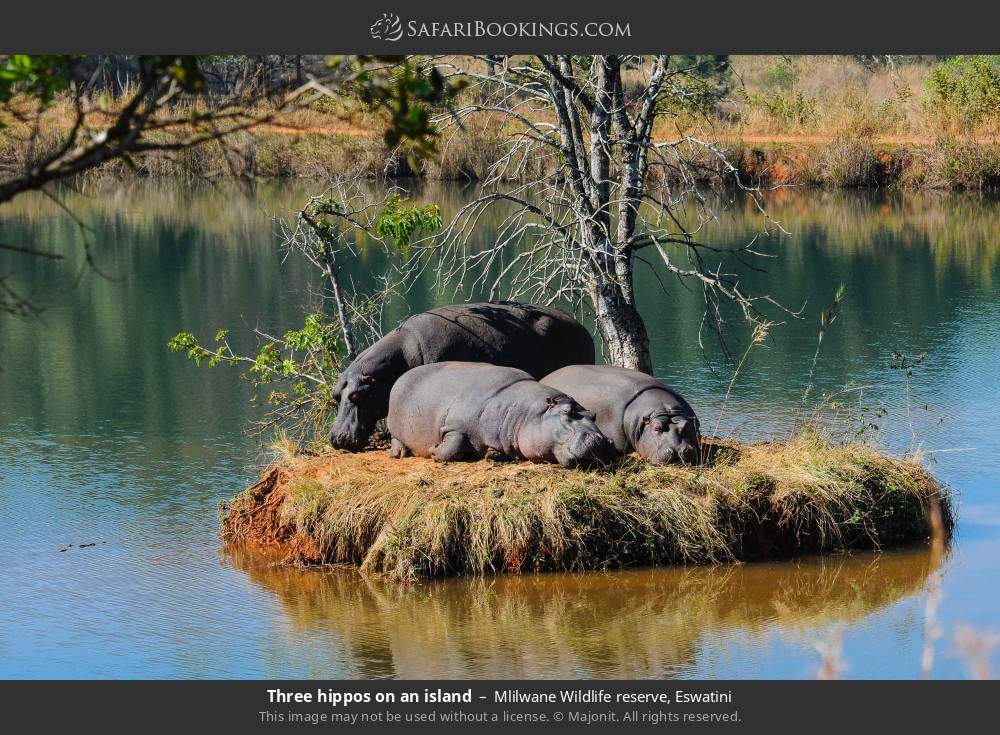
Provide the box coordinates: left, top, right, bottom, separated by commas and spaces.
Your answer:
592, 284, 652, 372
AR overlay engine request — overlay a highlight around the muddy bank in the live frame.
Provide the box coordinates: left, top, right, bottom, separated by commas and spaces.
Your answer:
221, 436, 952, 580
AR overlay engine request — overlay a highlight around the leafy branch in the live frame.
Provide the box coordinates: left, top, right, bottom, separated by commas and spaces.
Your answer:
372, 194, 443, 248
168, 314, 344, 441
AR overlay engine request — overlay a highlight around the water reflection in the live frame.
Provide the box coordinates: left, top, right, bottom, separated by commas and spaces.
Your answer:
227, 546, 939, 679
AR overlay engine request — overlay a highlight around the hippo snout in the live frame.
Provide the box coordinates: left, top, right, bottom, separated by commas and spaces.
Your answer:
330, 426, 368, 451
650, 439, 700, 466
559, 429, 616, 468
329, 407, 374, 451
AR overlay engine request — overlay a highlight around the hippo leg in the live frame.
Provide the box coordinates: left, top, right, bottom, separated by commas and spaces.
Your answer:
430, 431, 473, 462
388, 436, 412, 459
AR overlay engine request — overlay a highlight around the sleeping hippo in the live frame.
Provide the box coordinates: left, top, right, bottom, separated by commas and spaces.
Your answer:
541, 365, 700, 465
330, 301, 595, 450
386, 362, 615, 467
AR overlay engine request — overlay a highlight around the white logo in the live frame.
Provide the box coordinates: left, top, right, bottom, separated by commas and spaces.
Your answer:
370, 12, 404, 41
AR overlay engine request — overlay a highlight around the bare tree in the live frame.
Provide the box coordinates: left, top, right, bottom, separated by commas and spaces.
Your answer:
406, 55, 788, 370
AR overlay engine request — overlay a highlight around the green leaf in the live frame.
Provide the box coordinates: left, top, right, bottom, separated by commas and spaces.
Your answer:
374, 194, 442, 248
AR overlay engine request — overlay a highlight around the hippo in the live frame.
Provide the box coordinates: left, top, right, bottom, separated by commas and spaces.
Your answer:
541, 365, 700, 465
330, 301, 595, 450
386, 362, 615, 468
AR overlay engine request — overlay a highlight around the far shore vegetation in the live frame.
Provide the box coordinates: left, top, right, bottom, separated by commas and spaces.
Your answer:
5, 55, 1000, 189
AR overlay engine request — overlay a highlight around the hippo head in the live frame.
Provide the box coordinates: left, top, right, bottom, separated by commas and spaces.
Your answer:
329, 369, 384, 450
635, 411, 700, 465
520, 395, 615, 468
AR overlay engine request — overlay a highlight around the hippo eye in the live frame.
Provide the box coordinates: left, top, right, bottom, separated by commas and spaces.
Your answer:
650, 419, 667, 433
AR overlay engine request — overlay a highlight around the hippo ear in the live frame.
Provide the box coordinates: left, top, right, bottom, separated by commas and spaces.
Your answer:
546, 396, 558, 408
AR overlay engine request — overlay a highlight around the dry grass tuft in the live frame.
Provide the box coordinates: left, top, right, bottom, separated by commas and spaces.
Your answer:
221, 434, 952, 581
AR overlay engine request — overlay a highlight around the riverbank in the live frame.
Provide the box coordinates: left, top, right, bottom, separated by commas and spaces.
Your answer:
724, 137, 1000, 189
4, 120, 998, 189
221, 436, 951, 580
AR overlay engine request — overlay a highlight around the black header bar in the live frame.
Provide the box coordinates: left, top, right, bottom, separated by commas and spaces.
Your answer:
2, 0, 1000, 54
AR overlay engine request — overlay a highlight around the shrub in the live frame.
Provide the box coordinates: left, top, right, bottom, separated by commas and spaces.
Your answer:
925, 56, 1000, 129
737, 89, 819, 131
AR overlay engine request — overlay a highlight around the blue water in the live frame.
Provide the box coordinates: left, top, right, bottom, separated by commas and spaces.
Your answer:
1, 181, 999, 678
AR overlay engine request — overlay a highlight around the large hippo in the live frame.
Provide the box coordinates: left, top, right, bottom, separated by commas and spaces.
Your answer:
541, 365, 700, 465
330, 301, 595, 450
386, 362, 615, 468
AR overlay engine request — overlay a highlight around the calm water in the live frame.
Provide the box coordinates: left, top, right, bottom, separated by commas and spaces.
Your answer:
1, 180, 999, 679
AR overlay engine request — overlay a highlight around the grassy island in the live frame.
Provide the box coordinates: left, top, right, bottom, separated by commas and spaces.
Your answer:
221, 436, 952, 581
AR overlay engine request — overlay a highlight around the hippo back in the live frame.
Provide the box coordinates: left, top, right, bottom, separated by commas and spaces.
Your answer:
400, 301, 594, 378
